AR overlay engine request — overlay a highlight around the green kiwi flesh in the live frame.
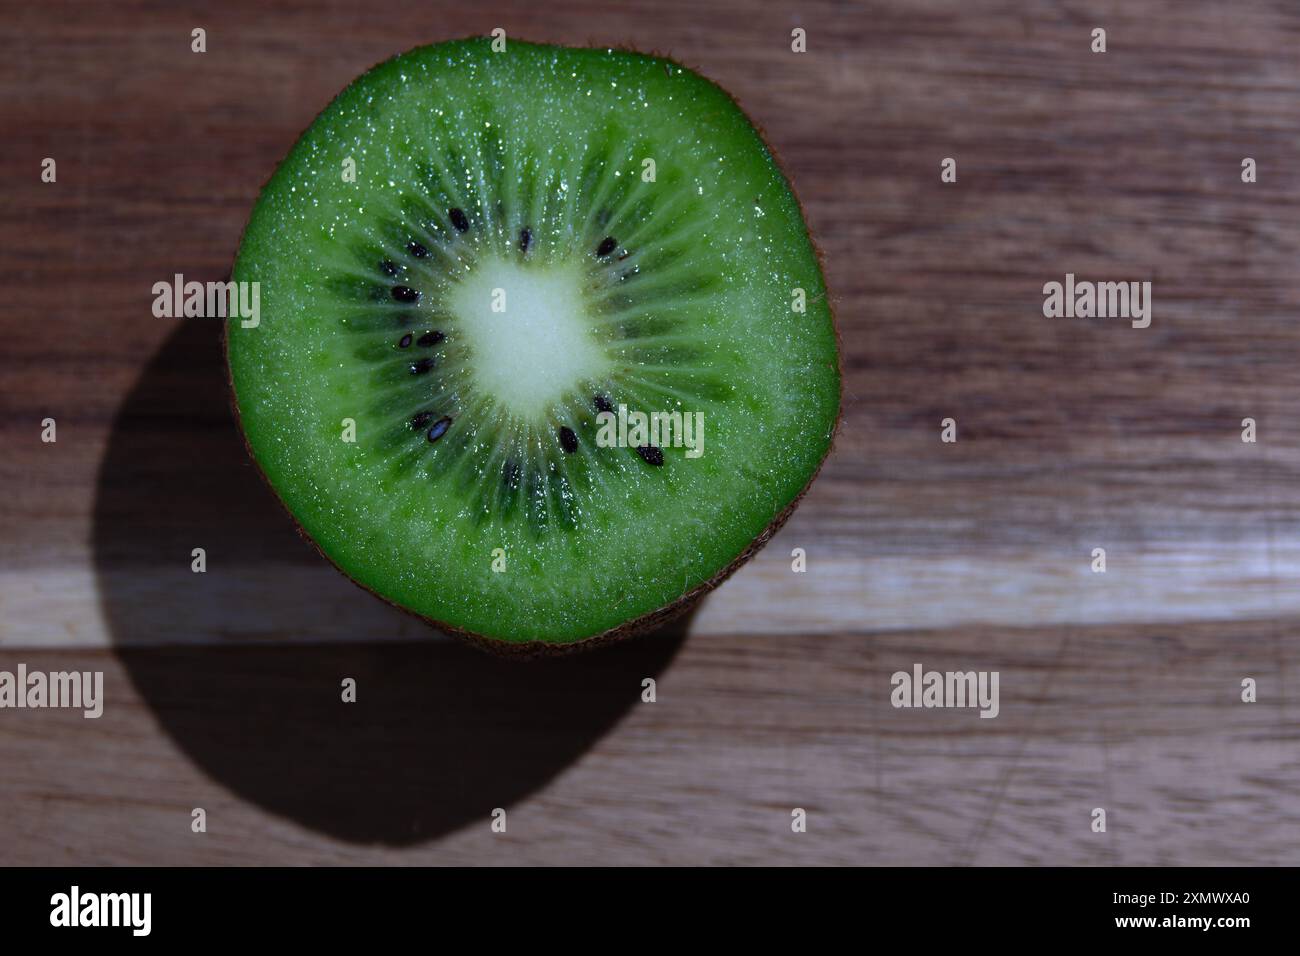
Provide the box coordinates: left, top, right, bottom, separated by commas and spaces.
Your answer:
227, 39, 840, 649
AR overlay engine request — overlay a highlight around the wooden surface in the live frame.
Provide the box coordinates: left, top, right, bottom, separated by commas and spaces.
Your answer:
3, 0, 1300, 864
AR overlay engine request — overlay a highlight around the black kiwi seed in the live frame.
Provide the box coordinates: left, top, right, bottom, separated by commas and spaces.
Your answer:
519, 227, 531, 253
426, 416, 453, 442
596, 236, 617, 257
379, 260, 399, 277
407, 240, 429, 258
636, 445, 664, 467
409, 357, 435, 375
417, 330, 445, 347
410, 411, 434, 430
449, 208, 470, 232
594, 394, 613, 413
558, 426, 578, 453
398, 333, 413, 348
392, 285, 420, 303
502, 459, 520, 486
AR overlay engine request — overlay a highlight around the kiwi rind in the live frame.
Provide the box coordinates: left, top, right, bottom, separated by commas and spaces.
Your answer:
225, 38, 842, 654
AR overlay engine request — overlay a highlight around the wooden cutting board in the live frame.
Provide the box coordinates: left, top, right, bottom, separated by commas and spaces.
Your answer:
3, 0, 1299, 865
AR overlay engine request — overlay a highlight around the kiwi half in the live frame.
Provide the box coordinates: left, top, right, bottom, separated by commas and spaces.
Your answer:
227, 39, 840, 651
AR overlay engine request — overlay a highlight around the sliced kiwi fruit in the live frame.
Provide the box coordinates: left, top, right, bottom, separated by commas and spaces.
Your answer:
226, 39, 840, 652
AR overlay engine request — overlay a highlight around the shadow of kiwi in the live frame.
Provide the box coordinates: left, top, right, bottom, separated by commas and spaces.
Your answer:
92, 316, 689, 846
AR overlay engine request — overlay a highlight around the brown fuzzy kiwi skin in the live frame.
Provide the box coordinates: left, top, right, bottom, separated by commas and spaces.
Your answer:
223, 38, 844, 659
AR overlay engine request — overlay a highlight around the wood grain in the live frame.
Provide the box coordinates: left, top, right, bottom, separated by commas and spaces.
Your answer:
3, 0, 1300, 864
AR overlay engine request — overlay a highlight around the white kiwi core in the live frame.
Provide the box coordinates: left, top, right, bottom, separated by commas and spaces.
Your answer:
449, 256, 612, 422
